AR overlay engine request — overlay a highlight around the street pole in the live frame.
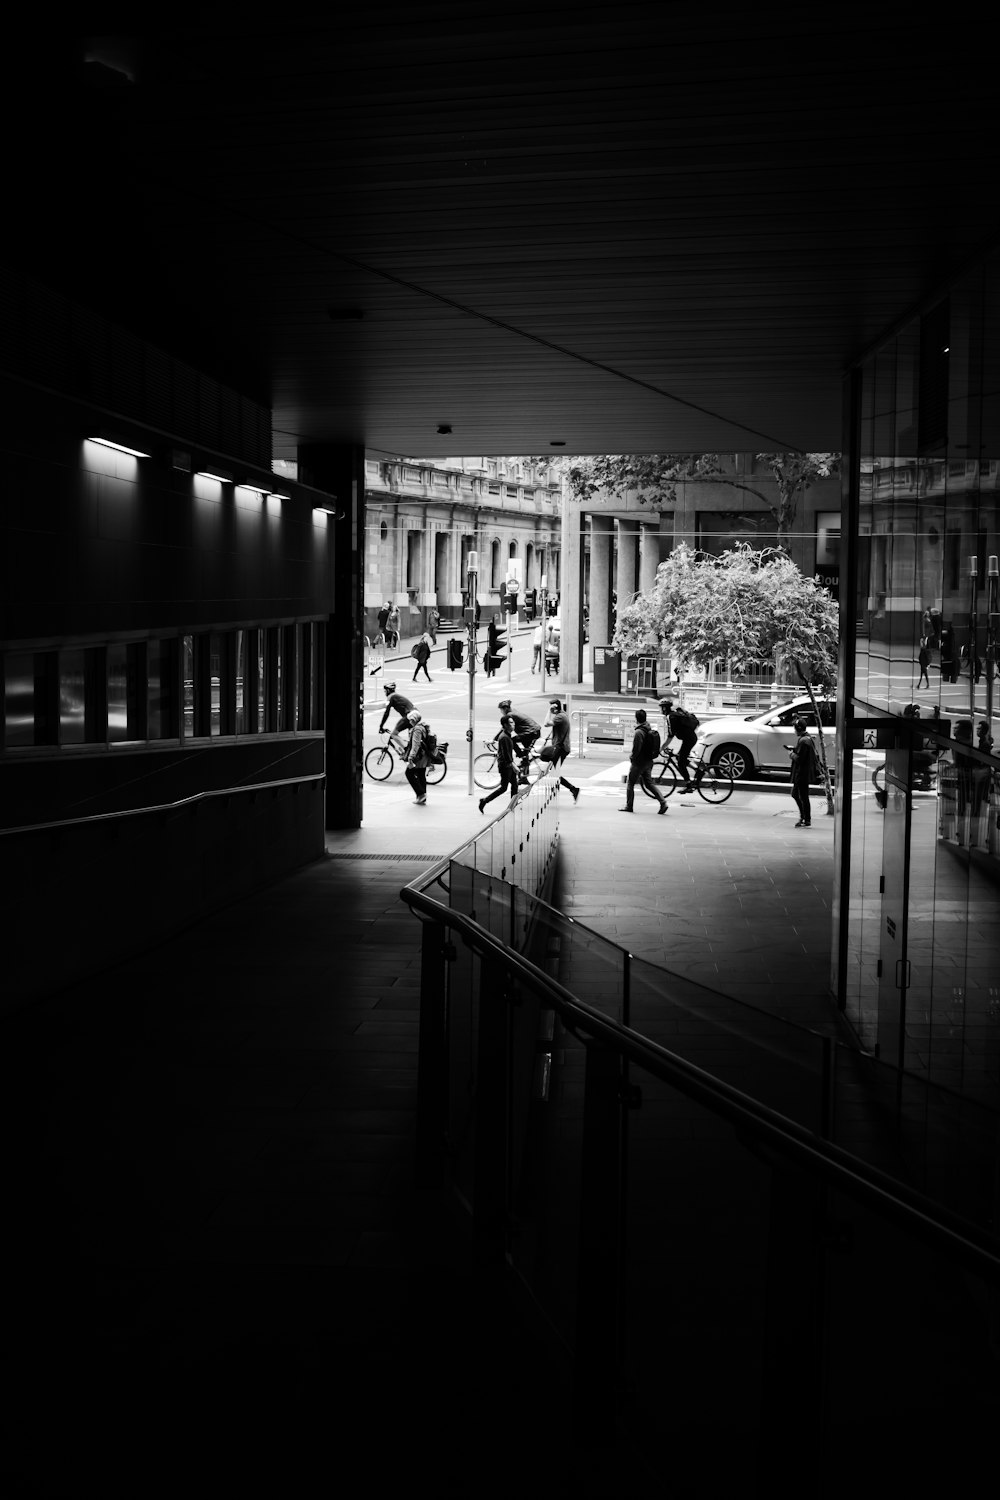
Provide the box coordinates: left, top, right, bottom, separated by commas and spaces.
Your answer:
987, 555, 998, 731
969, 555, 978, 723
467, 559, 478, 795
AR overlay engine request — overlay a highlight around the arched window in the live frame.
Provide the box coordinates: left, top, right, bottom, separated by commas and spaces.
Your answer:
379, 520, 388, 541
508, 540, 518, 558
491, 539, 501, 587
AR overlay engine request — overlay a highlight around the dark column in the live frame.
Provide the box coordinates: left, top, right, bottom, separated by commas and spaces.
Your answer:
298, 443, 365, 830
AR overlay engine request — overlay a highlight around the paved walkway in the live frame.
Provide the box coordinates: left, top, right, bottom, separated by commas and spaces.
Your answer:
3, 739, 981, 1497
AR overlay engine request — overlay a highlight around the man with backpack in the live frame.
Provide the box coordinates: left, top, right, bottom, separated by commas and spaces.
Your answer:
620, 708, 668, 814
660, 698, 699, 793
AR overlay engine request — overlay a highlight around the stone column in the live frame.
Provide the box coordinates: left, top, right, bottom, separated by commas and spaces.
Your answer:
298, 442, 365, 831
588, 514, 614, 669
616, 519, 639, 609
559, 491, 583, 685
639, 520, 661, 593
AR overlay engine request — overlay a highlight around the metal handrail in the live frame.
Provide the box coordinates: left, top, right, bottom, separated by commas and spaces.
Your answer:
0, 770, 326, 838
400, 881, 1000, 1284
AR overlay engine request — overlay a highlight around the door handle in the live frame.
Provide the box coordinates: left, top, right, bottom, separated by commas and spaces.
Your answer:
895, 958, 911, 990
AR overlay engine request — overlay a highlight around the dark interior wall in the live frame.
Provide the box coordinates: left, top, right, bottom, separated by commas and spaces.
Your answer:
1, 778, 326, 1014
0, 376, 335, 642
0, 368, 339, 1005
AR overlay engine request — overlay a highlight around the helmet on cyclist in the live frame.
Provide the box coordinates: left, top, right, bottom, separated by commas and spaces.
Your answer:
498, 699, 511, 711
407, 710, 422, 724
659, 698, 673, 712
384, 681, 396, 693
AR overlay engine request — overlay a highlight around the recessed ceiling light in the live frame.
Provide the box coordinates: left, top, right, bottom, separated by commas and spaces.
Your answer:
549, 440, 566, 447
437, 424, 452, 435
87, 436, 150, 458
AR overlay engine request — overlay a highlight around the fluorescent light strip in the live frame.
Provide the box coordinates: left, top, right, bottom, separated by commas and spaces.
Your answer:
195, 469, 232, 483
88, 436, 150, 458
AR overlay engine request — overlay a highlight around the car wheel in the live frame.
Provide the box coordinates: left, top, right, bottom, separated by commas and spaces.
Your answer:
712, 743, 753, 781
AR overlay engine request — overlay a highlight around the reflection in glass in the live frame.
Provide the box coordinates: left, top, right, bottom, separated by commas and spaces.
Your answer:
59, 649, 86, 743
4, 652, 34, 747
182, 634, 194, 738
148, 638, 175, 739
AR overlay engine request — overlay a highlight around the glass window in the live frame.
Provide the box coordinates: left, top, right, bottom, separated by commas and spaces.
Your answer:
4, 652, 36, 747
182, 634, 194, 738
148, 637, 176, 740
108, 642, 145, 743
59, 649, 88, 744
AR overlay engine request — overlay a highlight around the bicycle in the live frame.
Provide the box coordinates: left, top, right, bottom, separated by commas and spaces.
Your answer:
473, 738, 550, 791
642, 746, 735, 803
365, 730, 448, 784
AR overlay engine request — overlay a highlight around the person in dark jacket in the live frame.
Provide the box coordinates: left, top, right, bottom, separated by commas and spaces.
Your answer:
378, 683, 414, 743
411, 632, 433, 683
497, 698, 540, 773
403, 710, 430, 804
788, 717, 818, 827
917, 636, 931, 688
479, 717, 521, 813
659, 698, 697, 791
544, 697, 579, 802
427, 606, 440, 644
620, 709, 667, 813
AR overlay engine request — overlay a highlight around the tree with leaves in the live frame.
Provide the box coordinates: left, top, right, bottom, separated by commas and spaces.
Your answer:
613, 543, 839, 811
570, 452, 840, 543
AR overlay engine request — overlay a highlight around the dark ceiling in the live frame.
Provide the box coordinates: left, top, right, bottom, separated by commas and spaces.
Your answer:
7, 9, 999, 462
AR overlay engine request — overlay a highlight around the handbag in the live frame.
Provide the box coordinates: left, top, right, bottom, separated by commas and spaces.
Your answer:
539, 744, 556, 761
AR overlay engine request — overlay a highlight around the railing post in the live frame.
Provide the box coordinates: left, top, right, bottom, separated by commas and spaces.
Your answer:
415, 916, 450, 1188
573, 1037, 624, 1443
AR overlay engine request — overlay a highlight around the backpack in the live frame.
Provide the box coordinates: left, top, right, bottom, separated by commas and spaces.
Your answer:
424, 730, 444, 763
673, 707, 699, 732
410, 643, 420, 658
645, 726, 661, 759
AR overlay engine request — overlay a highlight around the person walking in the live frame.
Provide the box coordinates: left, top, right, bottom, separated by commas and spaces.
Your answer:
484, 615, 500, 677
939, 622, 958, 683
479, 716, 521, 814
378, 682, 414, 743
411, 632, 433, 683
917, 636, 931, 688
386, 602, 400, 649
620, 708, 667, 814
659, 698, 698, 791
544, 697, 579, 802
788, 716, 818, 827
403, 710, 430, 804
496, 698, 541, 775
376, 600, 391, 643
531, 621, 544, 674
427, 606, 440, 645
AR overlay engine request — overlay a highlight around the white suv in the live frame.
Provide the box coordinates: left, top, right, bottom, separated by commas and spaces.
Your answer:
694, 696, 836, 781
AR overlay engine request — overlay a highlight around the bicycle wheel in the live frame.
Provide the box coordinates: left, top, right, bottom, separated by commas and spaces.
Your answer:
647, 756, 680, 796
364, 745, 394, 782
695, 763, 734, 803
425, 757, 447, 785
474, 753, 501, 791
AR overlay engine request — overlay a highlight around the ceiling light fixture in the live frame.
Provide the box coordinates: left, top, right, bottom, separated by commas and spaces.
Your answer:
87, 436, 151, 458
437, 424, 452, 435
194, 467, 233, 483
549, 440, 566, 447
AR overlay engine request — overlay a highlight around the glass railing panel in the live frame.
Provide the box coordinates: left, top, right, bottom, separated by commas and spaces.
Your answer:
442, 861, 481, 1205
628, 954, 832, 1134
619, 1060, 769, 1487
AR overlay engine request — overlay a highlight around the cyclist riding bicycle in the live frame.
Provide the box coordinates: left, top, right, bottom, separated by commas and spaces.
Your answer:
496, 698, 541, 773
379, 682, 415, 745
659, 698, 698, 792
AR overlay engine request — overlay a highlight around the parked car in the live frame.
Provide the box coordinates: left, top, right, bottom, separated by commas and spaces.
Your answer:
694, 696, 836, 781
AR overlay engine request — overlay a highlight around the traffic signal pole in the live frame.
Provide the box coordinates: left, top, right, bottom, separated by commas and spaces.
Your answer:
466, 562, 478, 796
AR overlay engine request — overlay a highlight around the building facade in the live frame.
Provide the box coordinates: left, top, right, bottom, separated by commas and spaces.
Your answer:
559, 455, 842, 679
362, 455, 564, 640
